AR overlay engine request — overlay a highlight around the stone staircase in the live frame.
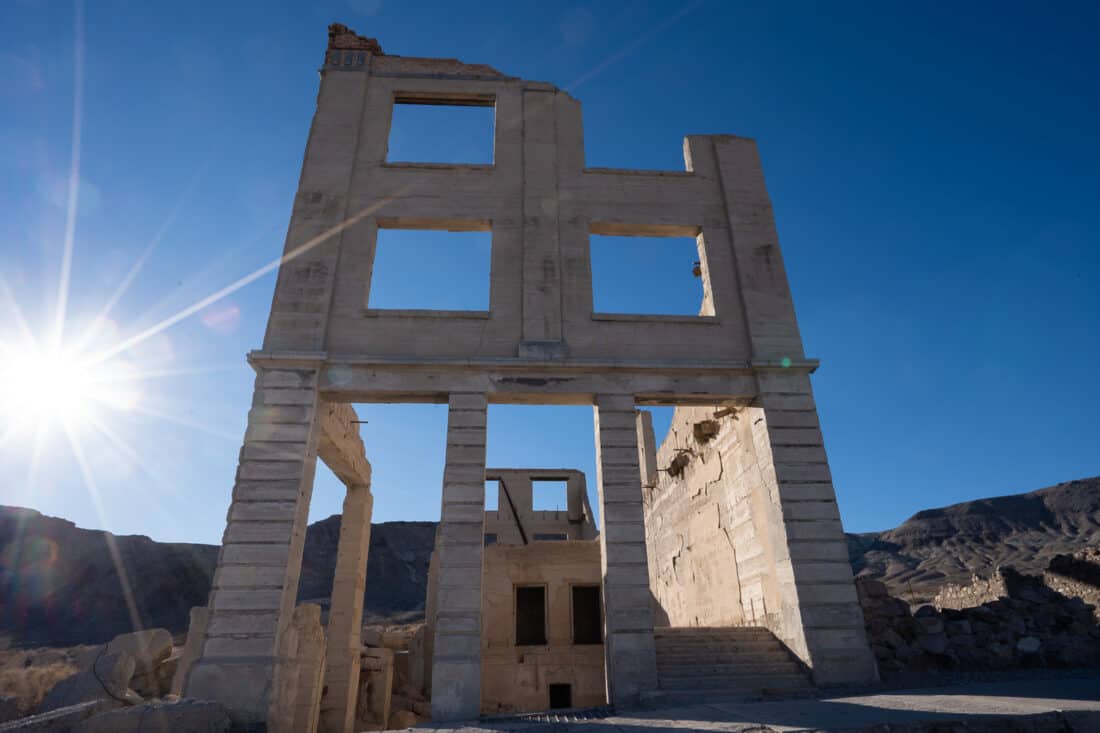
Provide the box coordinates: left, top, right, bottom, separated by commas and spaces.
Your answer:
653, 627, 814, 703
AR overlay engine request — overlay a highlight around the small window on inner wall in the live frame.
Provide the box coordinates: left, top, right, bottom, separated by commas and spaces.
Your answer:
387, 97, 495, 164
588, 225, 711, 317
485, 480, 499, 512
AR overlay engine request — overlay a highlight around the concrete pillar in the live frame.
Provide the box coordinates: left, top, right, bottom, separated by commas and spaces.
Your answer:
320, 484, 373, 733
430, 393, 487, 721
184, 367, 322, 727
635, 409, 658, 489
753, 370, 878, 686
593, 394, 658, 707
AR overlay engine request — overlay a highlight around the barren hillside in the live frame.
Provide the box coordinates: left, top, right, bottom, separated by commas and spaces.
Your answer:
848, 476, 1100, 601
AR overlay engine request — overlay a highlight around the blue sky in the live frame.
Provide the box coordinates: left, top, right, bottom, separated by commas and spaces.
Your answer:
1, 1, 1097, 545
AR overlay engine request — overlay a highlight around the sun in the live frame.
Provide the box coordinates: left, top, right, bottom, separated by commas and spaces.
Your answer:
0, 339, 140, 434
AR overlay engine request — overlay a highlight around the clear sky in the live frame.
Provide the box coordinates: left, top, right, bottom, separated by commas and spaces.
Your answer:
1, 1, 1097, 545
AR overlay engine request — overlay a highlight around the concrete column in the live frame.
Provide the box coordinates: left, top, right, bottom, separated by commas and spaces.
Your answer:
430, 393, 488, 721
753, 370, 878, 686
185, 367, 322, 727
320, 484, 373, 733
593, 394, 658, 707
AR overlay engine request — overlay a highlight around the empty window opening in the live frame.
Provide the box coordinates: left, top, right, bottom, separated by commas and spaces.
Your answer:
533, 532, 568, 542
485, 480, 499, 511
515, 586, 547, 645
589, 233, 709, 316
368, 227, 491, 311
484, 533, 498, 546
532, 480, 567, 512
387, 100, 494, 165
572, 586, 602, 645
549, 683, 572, 710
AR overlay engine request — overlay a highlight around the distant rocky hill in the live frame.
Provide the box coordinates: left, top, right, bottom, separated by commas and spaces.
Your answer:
848, 476, 1100, 602
2, 475, 1097, 646
0, 507, 435, 647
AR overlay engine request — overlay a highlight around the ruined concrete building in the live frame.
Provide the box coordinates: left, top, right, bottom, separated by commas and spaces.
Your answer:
179, 23, 877, 730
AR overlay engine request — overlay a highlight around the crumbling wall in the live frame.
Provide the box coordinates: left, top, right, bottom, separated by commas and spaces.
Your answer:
644, 405, 781, 629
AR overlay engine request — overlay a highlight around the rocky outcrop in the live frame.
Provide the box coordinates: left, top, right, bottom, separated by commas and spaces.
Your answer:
857, 569, 1100, 675
36, 652, 140, 713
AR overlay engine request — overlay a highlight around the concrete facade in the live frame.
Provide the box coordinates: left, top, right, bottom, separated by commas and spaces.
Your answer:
186, 22, 875, 726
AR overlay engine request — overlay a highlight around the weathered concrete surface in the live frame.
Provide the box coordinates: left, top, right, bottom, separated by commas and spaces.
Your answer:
402, 676, 1100, 732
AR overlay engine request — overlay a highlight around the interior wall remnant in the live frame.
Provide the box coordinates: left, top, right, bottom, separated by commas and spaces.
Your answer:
642, 390, 877, 687
644, 406, 753, 628
480, 541, 606, 714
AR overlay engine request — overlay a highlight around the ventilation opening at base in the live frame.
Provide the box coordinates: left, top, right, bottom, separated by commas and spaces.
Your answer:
549, 683, 572, 709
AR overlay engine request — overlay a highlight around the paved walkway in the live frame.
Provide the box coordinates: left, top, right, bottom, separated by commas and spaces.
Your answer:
418, 677, 1100, 732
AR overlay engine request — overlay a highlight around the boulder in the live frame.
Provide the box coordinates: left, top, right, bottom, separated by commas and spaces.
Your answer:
72, 699, 231, 733
106, 630, 173, 674
362, 628, 384, 648
38, 652, 142, 713
1016, 636, 1041, 654
386, 710, 419, 730
130, 653, 180, 699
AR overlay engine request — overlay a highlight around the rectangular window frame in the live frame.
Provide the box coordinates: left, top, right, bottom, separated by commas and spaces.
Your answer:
514, 584, 548, 647
570, 584, 603, 645
587, 222, 720, 323
384, 92, 497, 168
364, 217, 494, 317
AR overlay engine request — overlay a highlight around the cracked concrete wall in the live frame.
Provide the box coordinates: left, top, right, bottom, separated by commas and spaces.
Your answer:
644, 405, 773, 629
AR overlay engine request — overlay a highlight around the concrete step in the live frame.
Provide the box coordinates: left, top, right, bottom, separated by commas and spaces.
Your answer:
657, 652, 794, 667
658, 661, 804, 677
658, 672, 813, 691
654, 627, 780, 637
655, 642, 787, 655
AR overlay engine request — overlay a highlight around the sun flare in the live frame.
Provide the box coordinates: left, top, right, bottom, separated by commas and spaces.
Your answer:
0, 340, 140, 433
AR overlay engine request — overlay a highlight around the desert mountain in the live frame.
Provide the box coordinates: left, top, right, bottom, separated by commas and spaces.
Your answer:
849, 476, 1100, 601
0, 507, 435, 647
1, 475, 1096, 646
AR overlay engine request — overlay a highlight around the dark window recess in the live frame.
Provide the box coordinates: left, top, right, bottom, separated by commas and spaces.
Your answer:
533, 532, 568, 541
515, 586, 547, 645
572, 586, 602, 644
549, 683, 572, 710
484, 533, 498, 546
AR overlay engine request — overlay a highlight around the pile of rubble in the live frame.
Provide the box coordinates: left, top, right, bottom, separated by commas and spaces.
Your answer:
0, 628, 230, 733
857, 568, 1100, 675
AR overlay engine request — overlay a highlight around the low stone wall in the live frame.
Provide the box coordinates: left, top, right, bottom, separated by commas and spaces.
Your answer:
857, 571, 1100, 675
932, 574, 1009, 611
